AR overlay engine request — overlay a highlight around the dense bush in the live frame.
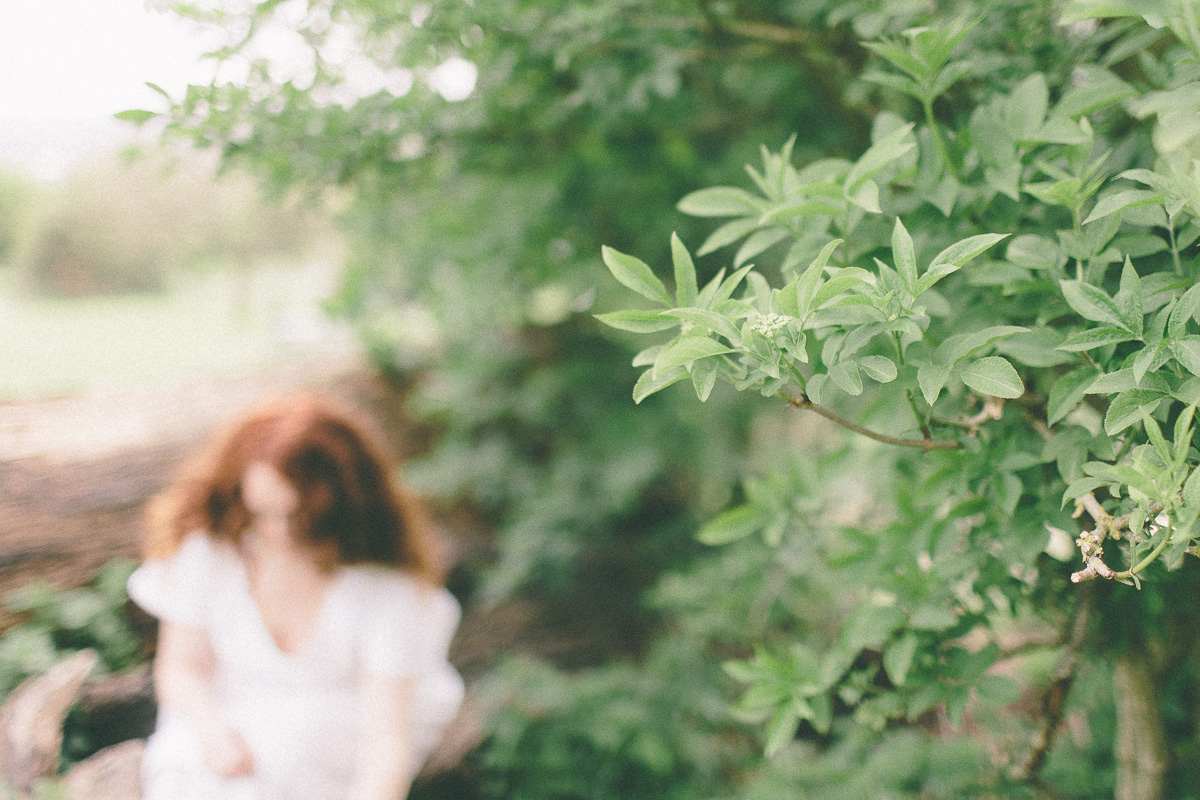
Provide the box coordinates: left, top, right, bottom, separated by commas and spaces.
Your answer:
138, 0, 1200, 797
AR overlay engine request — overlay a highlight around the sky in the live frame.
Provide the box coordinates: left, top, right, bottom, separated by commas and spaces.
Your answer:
0, 0, 212, 178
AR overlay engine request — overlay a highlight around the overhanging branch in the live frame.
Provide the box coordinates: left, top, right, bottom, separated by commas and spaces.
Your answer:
784, 394, 961, 451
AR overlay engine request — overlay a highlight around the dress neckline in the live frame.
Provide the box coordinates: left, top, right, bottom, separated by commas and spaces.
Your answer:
234, 554, 344, 658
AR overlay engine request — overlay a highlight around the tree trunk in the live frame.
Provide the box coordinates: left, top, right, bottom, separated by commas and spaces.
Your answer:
1113, 651, 1168, 800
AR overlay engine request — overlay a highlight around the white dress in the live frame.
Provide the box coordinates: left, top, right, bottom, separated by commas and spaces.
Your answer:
127, 533, 465, 800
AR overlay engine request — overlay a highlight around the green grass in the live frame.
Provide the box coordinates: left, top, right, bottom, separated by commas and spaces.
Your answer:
0, 263, 351, 401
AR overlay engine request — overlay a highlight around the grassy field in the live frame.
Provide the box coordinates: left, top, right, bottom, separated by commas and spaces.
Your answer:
0, 262, 355, 401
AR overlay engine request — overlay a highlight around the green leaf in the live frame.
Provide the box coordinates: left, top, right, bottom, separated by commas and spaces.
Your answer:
633, 367, 688, 404
735, 227, 790, 268
1186, 467, 1200, 509
909, 605, 958, 630
829, 361, 864, 396
671, 233, 698, 307
1104, 388, 1166, 435
594, 310, 679, 333
1087, 462, 1159, 501
846, 179, 881, 213
632, 345, 663, 367
842, 601, 908, 653
712, 265, 757, 307
808, 692, 833, 735
1083, 189, 1164, 225
1060, 280, 1129, 329
653, 336, 733, 376
960, 356, 1024, 398
758, 199, 844, 224
795, 239, 844, 316
602, 246, 673, 306
863, 40, 928, 82
1007, 234, 1063, 270
698, 218, 759, 256
1116, 257, 1144, 337
1006, 73, 1049, 140
976, 674, 1022, 705
114, 109, 157, 124
936, 325, 1028, 365
1057, 326, 1139, 351
764, 704, 801, 757
883, 632, 919, 687
1060, 0, 1161, 25
858, 355, 898, 383
697, 505, 764, 545
1142, 407, 1171, 463
1132, 342, 1166, 385
145, 82, 171, 99
1169, 284, 1200, 338
918, 360, 954, 406
677, 186, 763, 217
1176, 377, 1200, 405
1048, 366, 1101, 425
995, 328, 1076, 367
663, 308, 743, 343
1055, 74, 1137, 119
812, 268, 871, 312
892, 218, 918, 291
929, 233, 1009, 269
1063, 477, 1109, 507
845, 123, 916, 193
692, 357, 720, 402
1173, 336, 1200, 377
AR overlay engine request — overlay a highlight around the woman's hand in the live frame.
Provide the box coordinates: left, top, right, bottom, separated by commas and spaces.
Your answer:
153, 621, 256, 778
199, 721, 256, 778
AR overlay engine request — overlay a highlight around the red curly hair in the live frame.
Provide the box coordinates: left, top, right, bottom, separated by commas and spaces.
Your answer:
144, 393, 442, 583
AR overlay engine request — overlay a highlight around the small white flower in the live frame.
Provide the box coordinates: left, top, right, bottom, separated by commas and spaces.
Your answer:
751, 313, 789, 338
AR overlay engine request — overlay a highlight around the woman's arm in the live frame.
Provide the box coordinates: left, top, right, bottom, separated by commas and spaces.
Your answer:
348, 673, 417, 800
154, 620, 255, 778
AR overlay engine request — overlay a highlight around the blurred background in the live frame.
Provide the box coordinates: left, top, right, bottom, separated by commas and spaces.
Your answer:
2, 1, 1195, 799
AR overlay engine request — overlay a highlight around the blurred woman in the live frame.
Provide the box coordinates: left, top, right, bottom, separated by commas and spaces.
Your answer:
128, 393, 463, 800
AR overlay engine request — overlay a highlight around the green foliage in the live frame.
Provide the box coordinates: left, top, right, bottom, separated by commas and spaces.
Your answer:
143, 0, 1200, 796
474, 644, 740, 800
595, 0, 1200, 795
0, 559, 142, 695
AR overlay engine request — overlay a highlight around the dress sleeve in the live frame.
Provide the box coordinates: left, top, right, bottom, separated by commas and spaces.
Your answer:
361, 575, 461, 677
126, 533, 222, 627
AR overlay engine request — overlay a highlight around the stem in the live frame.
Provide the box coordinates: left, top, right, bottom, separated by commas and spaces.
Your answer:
782, 393, 960, 450
1168, 217, 1183, 275
1119, 527, 1174, 579
923, 95, 957, 180
788, 366, 807, 392
904, 388, 932, 439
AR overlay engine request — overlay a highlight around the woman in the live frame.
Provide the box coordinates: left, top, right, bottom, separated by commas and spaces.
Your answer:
127, 393, 464, 800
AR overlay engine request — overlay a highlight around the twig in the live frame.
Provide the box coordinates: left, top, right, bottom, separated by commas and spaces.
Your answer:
784, 394, 961, 451
1069, 494, 1165, 584
934, 396, 1005, 434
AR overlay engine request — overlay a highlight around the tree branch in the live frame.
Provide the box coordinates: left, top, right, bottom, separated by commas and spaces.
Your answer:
1010, 594, 1090, 783
784, 394, 961, 451
1069, 495, 1166, 584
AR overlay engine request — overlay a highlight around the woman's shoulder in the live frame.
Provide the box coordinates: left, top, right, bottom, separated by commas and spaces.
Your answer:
127, 531, 240, 624
341, 564, 460, 618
